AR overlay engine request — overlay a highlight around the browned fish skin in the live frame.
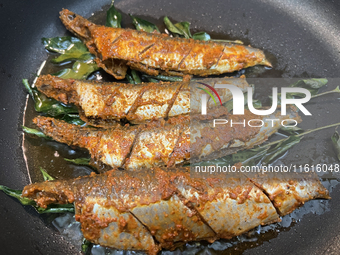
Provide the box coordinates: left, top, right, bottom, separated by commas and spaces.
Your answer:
59, 9, 271, 79
246, 172, 331, 215
22, 167, 329, 253
59, 9, 128, 79
33, 116, 188, 171
35, 74, 250, 125
32, 108, 300, 171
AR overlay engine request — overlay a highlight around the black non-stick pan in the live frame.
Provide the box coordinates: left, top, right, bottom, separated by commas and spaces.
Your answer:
1, 0, 340, 254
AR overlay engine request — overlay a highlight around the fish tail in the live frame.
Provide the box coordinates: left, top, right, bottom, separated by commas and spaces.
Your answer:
263, 59, 273, 68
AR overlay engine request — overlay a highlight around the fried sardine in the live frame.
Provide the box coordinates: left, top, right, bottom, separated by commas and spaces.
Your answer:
32, 108, 300, 171
59, 9, 271, 79
22, 167, 329, 254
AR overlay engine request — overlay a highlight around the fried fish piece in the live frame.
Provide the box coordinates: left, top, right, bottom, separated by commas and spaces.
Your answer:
22, 167, 329, 254
32, 108, 300, 171
245, 172, 331, 215
35, 74, 250, 125
59, 9, 271, 79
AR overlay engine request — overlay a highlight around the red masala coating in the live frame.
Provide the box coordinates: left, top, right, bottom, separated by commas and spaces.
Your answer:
35, 74, 250, 126
22, 167, 329, 253
32, 108, 300, 171
59, 9, 271, 79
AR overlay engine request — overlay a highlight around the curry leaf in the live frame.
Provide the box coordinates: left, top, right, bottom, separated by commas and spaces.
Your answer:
289, 78, 328, 96
33, 92, 78, 115
145, 76, 160, 83
331, 132, 340, 161
42, 36, 86, 54
60, 114, 86, 126
23, 79, 78, 116
232, 147, 269, 167
126, 69, 142, 85
211, 39, 244, 44
192, 155, 233, 167
142, 74, 183, 82
261, 135, 301, 165
106, 2, 122, 28
164, 17, 192, 38
36, 204, 75, 214
197, 136, 301, 168
312, 86, 340, 99
192, 31, 244, 43
40, 167, 55, 181
269, 92, 294, 106
271, 78, 329, 103
279, 125, 304, 135
223, 99, 234, 112
224, 93, 248, 112
174, 22, 192, 38
22, 126, 50, 139
131, 69, 142, 84
192, 31, 211, 41
54, 60, 100, 80
163, 17, 244, 45
130, 14, 160, 33
82, 238, 93, 255
199, 121, 340, 168
0, 185, 35, 206
164, 17, 183, 35
126, 74, 135, 84
53, 52, 93, 64
245, 99, 262, 110
42, 37, 93, 64
22, 78, 34, 98
65, 158, 91, 166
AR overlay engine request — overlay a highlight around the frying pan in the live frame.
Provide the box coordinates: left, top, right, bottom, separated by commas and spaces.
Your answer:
0, 0, 340, 254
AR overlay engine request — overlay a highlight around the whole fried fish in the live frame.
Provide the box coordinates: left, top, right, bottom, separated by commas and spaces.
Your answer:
32, 108, 300, 171
59, 9, 271, 79
22, 167, 329, 254
35, 74, 250, 125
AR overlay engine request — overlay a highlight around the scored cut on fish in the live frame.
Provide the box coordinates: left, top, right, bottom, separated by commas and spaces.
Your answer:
59, 9, 272, 79
22, 167, 329, 254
